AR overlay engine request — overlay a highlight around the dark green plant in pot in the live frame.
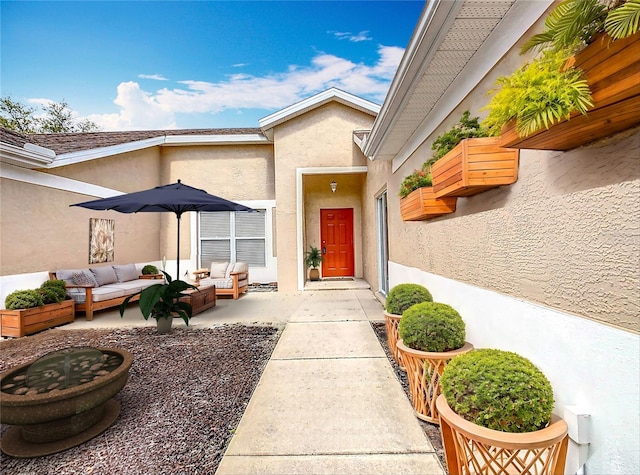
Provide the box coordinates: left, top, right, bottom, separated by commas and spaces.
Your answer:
39, 279, 67, 304
119, 271, 196, 326
4, 290, 44, 310
398, 301, 465, 352
440, 348, 554, 433
385, 283, 433, 315
141, 264, 159, 275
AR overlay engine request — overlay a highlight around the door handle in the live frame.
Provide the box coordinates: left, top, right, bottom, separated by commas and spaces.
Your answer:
322, 246, 327, 254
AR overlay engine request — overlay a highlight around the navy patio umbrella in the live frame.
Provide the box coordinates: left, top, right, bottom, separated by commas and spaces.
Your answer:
71, 180, 254, 278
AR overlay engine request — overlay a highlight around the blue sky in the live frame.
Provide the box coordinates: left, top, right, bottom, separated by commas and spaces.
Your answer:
2, 1, 424, 131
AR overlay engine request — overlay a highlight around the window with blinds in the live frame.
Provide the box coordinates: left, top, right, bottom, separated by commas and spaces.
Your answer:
200, 210, 266, 267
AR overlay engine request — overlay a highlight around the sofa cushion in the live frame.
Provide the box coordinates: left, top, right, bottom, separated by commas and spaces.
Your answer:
66, 286, 126, 304
113, 263, 139, 283
209, 261, 229, 279
56, 268, 89, 286
90, 266, 118, 286
200, 278, 234, 289
231, 262, 248, 274
72, 270, 98, 287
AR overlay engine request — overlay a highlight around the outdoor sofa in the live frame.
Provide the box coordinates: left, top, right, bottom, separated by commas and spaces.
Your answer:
50, 264, 162, 321
198, 261, 249, 299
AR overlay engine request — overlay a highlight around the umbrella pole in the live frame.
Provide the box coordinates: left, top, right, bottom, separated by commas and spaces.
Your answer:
176, 213, 181, 280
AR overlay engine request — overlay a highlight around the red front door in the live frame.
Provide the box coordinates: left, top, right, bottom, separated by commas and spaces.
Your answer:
320, 208, 354, 278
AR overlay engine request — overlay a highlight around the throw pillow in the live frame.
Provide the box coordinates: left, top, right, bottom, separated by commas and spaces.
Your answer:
209, 261, 229, 279
113, 263, 139, 282
90, 266, 118, 286
72, 270, 98, 287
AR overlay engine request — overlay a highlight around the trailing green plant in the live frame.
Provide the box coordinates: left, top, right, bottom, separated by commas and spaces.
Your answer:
521, 0, 639, 54
141, 264, 159, 275
4, 290, 44, 310
398, 302, 465, 352
119, 271, 196, 325
430, 111, 489, 162
39, 279, 67, 304
304, 246, 323, 269
385, 283, 433, 315
440, 349, 554, 433
398, 167, 432, 197
482, 49, 593, 137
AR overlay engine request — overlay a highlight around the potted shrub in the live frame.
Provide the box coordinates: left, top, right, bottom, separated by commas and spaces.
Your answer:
383, 283, 433, 369
399, 167, 457, 221
396, 302, 473, 423
428, 111, 519, 198
119, 271, 196, 334
141, 264, 159, 275
437, 349, 569, 474
304, 246, 323, 281
485, 0, 640, 151
1, 280, 74, 338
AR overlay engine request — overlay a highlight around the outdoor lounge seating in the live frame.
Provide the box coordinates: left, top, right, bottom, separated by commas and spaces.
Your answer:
50, 264, 161, 321
198, 261, 249, 299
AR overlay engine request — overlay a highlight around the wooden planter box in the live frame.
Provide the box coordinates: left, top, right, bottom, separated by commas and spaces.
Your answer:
500, 31, 640, 151
431, 137, 519, 198
397, 339, 473, 424
400, 186, 457, 222
436, 395, 569, 475
0, 299, 75, 338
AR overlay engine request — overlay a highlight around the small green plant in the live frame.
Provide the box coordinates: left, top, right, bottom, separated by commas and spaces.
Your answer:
399, 168, 432, 198
441, 349, 554, 433
142, 264, 159, 275
5, 290, 44, 310
398, 302, 465, 352
430, 111, 489, 162
304, 246, 323, 269
482, 49, 593, 137
39, 280, 67, 304
385, 283, 433, 315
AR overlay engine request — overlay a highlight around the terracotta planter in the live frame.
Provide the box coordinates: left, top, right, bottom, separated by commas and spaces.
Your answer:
400, 186, 457, 222
0, 299, 75, 338
436, 394, 569, 475
397, 339, 473, 424
383, 311, 404, 370
308, 268, 320, 281
431, 137, 519, 198
500, 31, 640, 151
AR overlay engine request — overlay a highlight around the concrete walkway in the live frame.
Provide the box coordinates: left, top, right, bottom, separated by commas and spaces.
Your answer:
215, 289, 445, 475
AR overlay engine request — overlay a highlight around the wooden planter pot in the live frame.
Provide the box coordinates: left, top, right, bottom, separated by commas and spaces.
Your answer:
400, 186, 457, 222
383, 311, 404, 370
397, 339, 473, 424
500, 31, 640, 151
0, 299, 75, 338
431, 137, 519, 198
436, 394, 569, 475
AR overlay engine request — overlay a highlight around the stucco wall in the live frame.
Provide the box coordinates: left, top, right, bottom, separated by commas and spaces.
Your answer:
272, 102, 375, 291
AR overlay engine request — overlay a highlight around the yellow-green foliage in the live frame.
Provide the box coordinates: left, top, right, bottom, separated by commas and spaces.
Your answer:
441, 349, 554, 433
385, 283, 433, 315
398, 302, 465, 352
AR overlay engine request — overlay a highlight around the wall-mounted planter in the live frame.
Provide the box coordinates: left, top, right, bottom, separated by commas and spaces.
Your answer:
400, 186, 457, 222
500, 31, 640, 151
431, 137, 519, 198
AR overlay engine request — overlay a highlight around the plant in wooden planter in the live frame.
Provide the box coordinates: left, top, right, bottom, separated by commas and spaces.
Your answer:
396, 302, 473, 423
141, 264, 159, 275
484, 0, 640, 151
399, 167, 457, 221
437, 349, 569, 474
1, 280, 74, 338
304, 246, 323, 281
384, 283, 433, 369
428, 111, 519, 198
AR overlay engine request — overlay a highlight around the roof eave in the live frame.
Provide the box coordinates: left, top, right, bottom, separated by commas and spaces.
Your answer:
0, 142, 56, 169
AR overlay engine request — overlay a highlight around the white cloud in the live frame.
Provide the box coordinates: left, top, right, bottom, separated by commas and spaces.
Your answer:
87, 45, 404, 131
138, 74, 168, 80
331, 30, 372, 42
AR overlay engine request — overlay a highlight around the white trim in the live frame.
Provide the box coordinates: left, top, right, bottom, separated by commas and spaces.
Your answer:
260, 88, 380, 138
0, 163, 123, 198
295, 166, 368, 290
0, 142, 55, 168
389, 261, 640, 475
163, 134, 269, 146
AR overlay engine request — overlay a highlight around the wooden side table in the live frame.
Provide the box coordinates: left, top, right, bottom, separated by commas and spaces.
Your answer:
139, 274, 164, 280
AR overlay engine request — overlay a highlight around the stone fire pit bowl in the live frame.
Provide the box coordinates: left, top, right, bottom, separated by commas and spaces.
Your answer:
1, 347, 133, 458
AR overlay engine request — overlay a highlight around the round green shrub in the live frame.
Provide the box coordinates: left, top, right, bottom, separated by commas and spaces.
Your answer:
5, 290, 44, 310
398, 302, 465, 352
142, 265, 159, 275
385, 283, 433, 315
441, 349, 554, 433
39, 280, 67, 304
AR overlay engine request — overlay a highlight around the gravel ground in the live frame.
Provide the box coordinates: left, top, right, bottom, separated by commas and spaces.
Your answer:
0, 325, 281, 475
371, 321, 447, 473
